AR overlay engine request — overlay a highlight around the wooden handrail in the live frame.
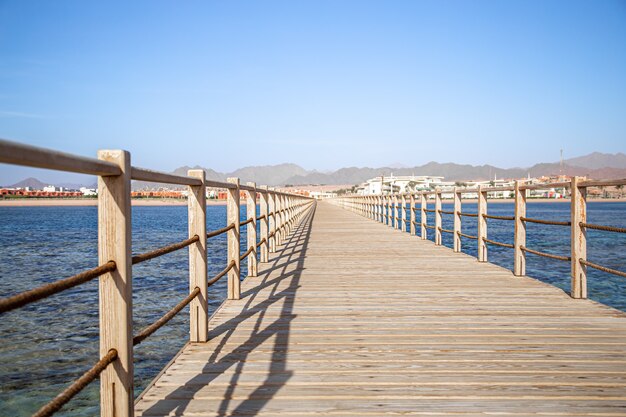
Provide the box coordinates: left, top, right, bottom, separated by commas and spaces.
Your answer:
131, 167, 202, 186
0, 138, 121, 176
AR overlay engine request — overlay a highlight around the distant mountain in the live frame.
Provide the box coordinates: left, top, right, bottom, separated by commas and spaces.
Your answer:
230, 163, 308, 186
283, 157, 626, 185
132, 163, 309, 190
7, 177, 47, 189
564, 152, 626, 170
6, 152, 625, 190
3, 177, 93, 190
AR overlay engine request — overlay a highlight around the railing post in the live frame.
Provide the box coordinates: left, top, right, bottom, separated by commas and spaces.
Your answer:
571, 176, 587, 299
227, 177, 241, 300
284, 195, 291, 234
394, 195, 399, 229
97, 150, 133, 417
514, 181, 526, 276
259, 185, 269, 262
477, 186, 487, 262
385, 195, 391, 226
187, 169, 208, 343
435, 189, 442, 245
268, 189, 276, 253
378, 195, 383, 222
409, 194, 416, 235
246, 182, 258, 277
453, 188, 461, 252
420, 193, 427, 239
276, 194, 283, 246
401, 194, 407, 232
284, 195, 289, 236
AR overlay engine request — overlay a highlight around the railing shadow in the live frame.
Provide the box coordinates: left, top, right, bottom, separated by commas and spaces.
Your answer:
140, 203, 316, 416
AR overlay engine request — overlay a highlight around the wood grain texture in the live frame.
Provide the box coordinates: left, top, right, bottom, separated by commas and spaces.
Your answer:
226, 178, 240, 300
188, 169, 207, 342
98, 150, 134, 417
245, 182, 258, 277
136, 201, 626, 416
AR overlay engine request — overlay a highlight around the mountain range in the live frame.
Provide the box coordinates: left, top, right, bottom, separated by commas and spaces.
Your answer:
5, 152, 626, 189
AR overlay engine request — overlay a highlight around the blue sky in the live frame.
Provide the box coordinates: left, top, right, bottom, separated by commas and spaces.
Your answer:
1, 0, 625, 184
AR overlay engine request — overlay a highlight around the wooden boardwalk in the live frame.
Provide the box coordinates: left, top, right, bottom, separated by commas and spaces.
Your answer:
136, 201, 626, 416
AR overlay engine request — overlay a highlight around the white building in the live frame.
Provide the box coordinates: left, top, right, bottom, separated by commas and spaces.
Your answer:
310, 191, 337, 200
358, 174, 446, 195
80, 187, 97, 196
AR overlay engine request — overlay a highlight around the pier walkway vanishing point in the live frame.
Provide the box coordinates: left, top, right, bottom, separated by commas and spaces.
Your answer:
1, 139, 626, 417
136, 201, 626, 416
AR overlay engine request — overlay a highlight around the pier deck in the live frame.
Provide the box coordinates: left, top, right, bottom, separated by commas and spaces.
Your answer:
135, 201, 626, 416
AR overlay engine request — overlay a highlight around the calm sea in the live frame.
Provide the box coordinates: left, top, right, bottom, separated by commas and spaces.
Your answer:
0, 202, 624, 416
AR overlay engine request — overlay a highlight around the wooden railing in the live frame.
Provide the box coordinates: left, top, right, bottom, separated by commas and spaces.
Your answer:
0, 139, 314, 417
333, 177, 626, 300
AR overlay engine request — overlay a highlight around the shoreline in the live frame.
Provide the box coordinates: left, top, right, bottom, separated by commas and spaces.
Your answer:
0, 197, 625, 207
0, 199, 228, 207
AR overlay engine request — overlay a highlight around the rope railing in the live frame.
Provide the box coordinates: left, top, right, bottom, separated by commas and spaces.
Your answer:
132, 235, 199, 265
521, 216, 571, 226
133, 287, 201, 346
457, 231, 478, 240
206, 223, 236, 239
521, 246, 570, 262
424, 224, 436, 229
424, 208, 436, 213
256, 214, 266, 221
580, 222, 626, 234
256, 238, 267, 248
457, 211, 478, 218
208, 260, 236, 287
0, 261, 116, 314
438, 209, 455, 215
438, 227, 454, 234
32, 349, 118, 417
239, 217, 254, 227
580, 259, 626, 278
483, 237, 514, 249
240, 246, 254, 262
483, 214, 515, 221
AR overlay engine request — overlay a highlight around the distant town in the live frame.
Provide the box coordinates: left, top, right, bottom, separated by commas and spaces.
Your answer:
1, 172, 624, 202
2, 151, 625, 202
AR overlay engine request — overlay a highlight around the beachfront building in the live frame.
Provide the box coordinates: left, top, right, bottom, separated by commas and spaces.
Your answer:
357, 174, 446, 195
310, 191, 337, 200
80, 187, 97, 196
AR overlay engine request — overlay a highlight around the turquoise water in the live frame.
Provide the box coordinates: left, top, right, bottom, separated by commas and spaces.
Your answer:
0, 202, 624, 416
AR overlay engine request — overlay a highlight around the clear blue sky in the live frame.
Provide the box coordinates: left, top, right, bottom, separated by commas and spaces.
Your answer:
1, 0, 625, 184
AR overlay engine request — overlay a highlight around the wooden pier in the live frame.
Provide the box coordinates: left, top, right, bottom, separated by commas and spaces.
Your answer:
1, 140, 626, 417
135, 201, 626, 416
